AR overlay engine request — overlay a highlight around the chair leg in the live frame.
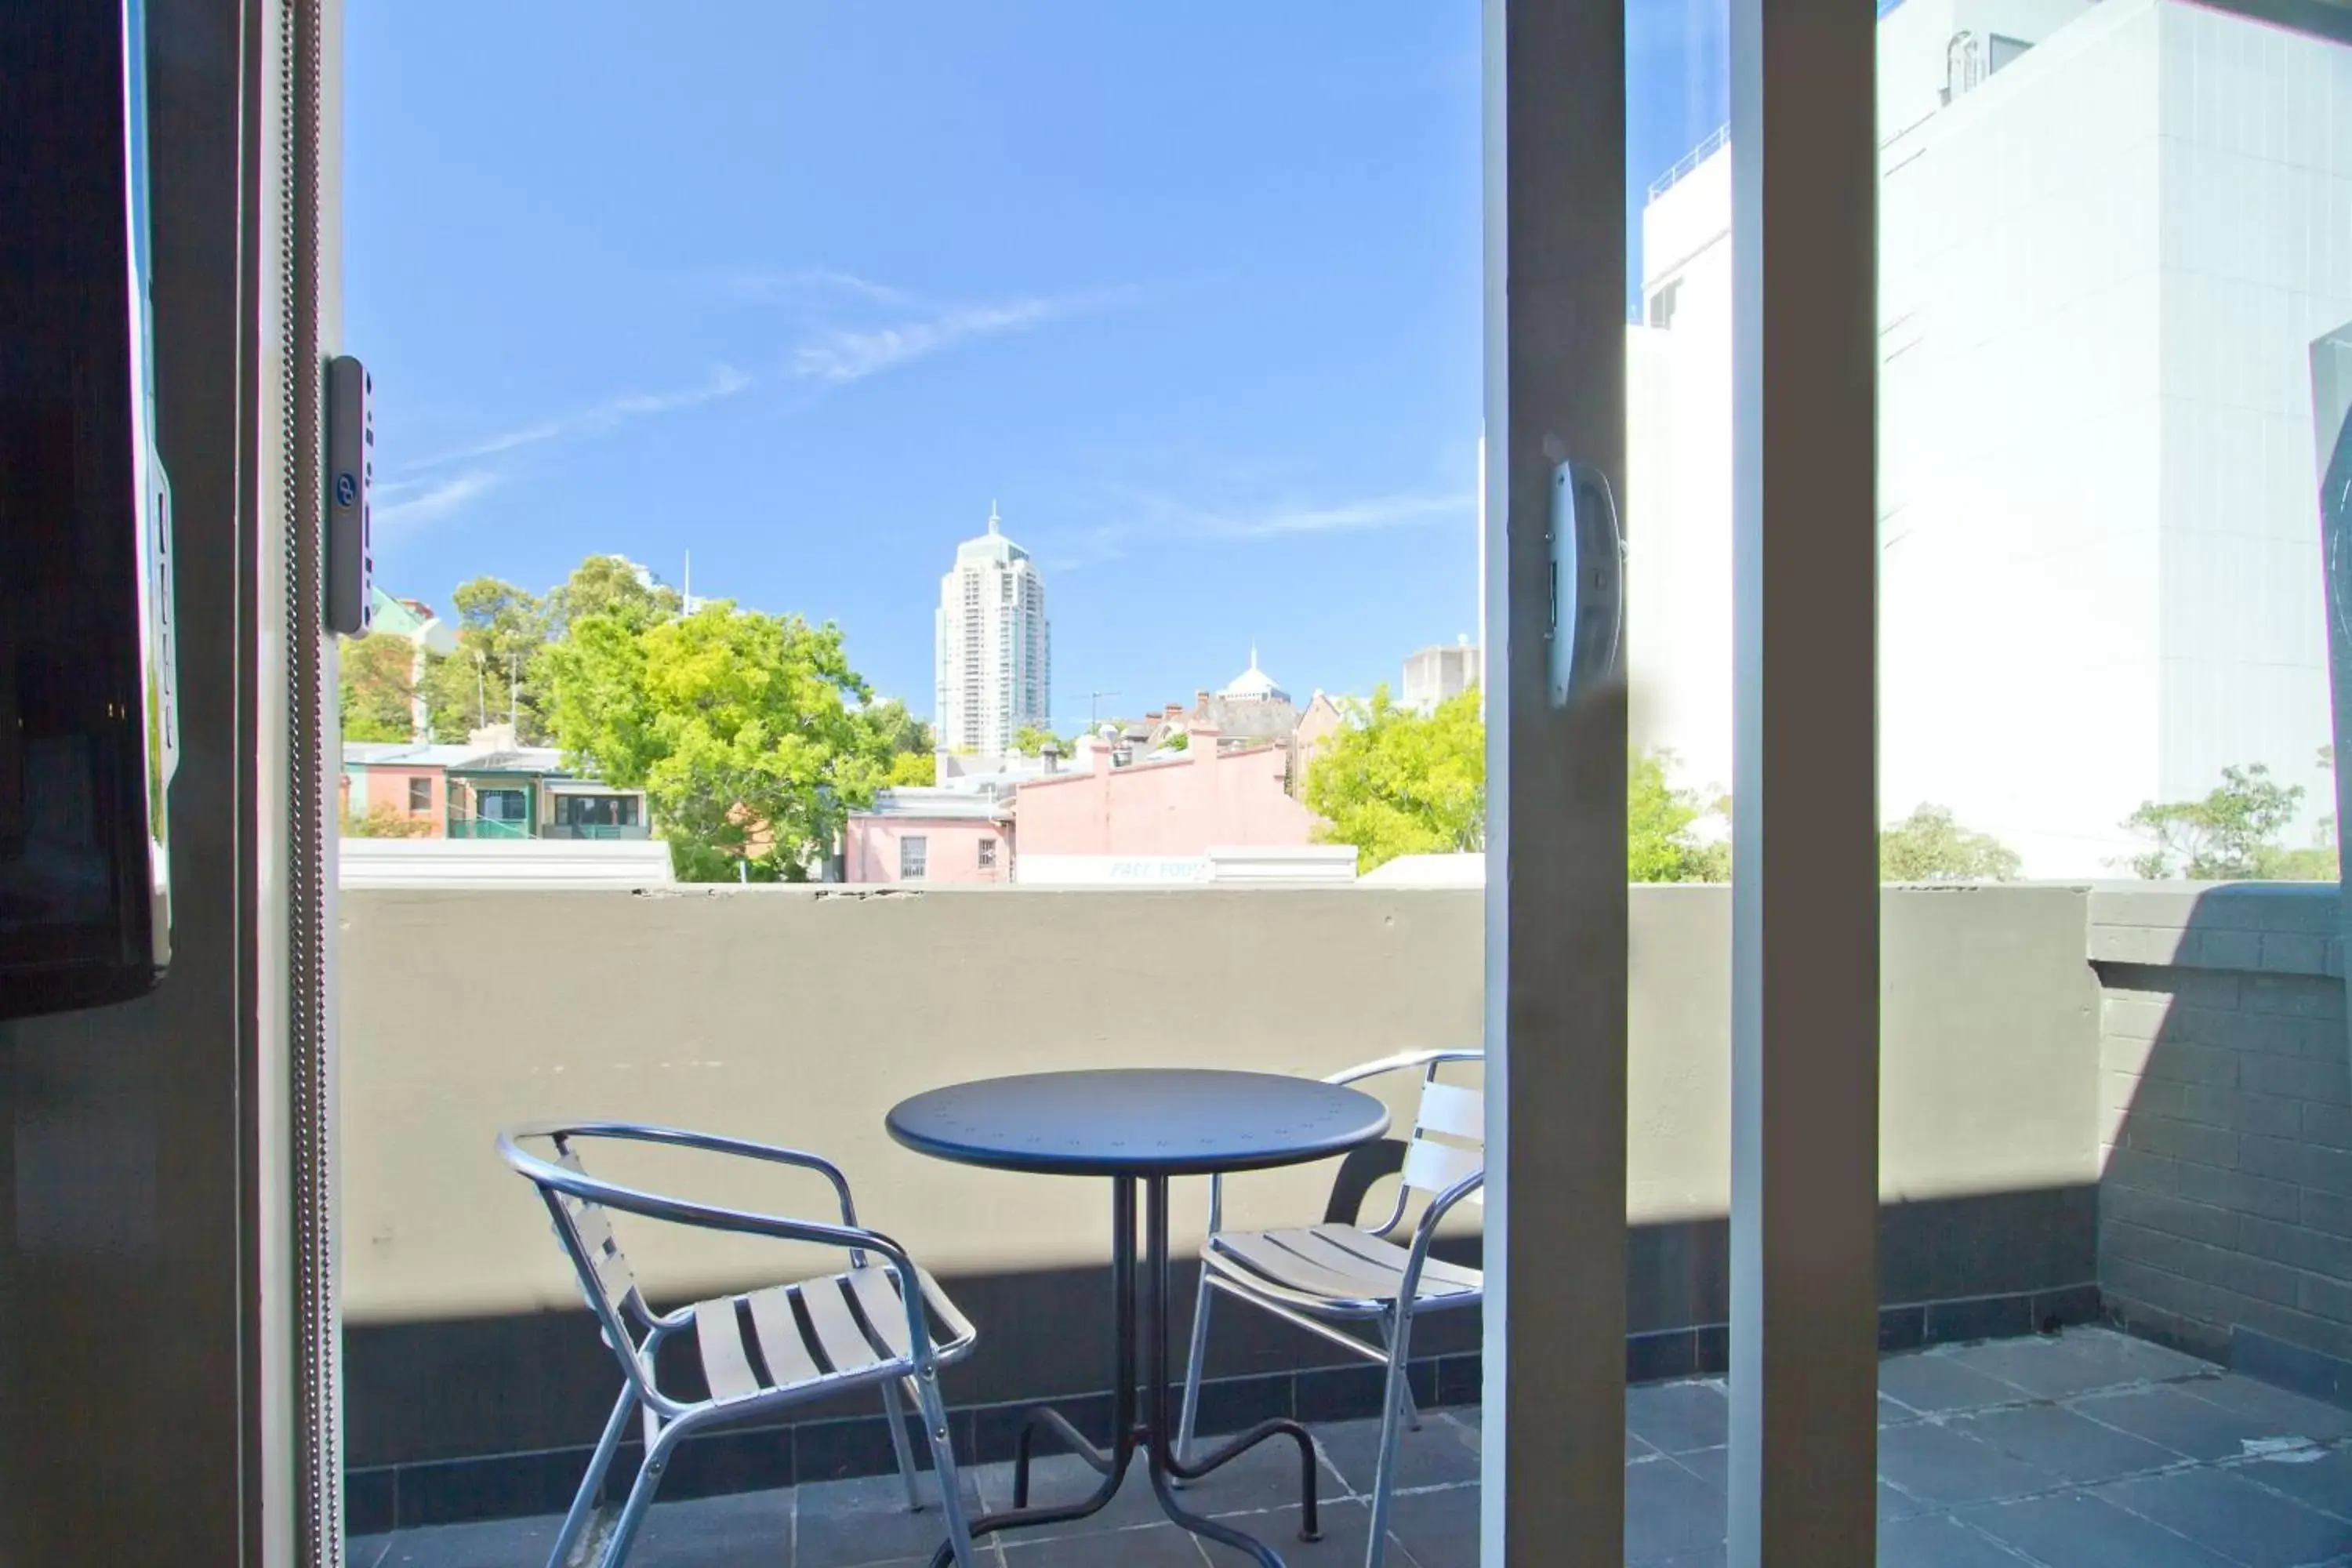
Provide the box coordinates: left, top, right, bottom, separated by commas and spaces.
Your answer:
912, 1365, 978, 1568
1378, 1312, 1424, 1432
548, 1381, 637, 1568
883, 1375, 927, 1512
597, 1413, 687, 1568
1363, 1310, 1417, 1568
1175, 1264, 1216, 1467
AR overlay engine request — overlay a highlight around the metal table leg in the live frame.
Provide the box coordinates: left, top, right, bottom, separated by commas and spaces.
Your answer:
931, 1174, 1323, 1567
928, 1177, 1141, 1566
1141, 1175, 1322, 1566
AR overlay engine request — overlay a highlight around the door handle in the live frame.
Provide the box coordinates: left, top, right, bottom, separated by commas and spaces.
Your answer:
1548, 459, 1624, 708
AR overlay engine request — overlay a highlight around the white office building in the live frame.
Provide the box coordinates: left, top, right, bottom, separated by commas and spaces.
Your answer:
1627, 0, 2352, 875
934, 504, 1051, 754
1402, 637, 1480, 714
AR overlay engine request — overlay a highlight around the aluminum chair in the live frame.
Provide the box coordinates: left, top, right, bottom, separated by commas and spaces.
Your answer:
498, 1120, 982, 1568
1175, 1050, 1483, 1568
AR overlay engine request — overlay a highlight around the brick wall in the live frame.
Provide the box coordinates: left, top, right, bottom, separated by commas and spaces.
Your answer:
2092, 884, 2352, 1385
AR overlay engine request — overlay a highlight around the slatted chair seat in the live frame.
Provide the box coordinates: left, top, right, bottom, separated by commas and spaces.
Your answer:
691, 1264, 973, 1405
1204, 1224, 1483, 1316
499, 1121, 983, 1568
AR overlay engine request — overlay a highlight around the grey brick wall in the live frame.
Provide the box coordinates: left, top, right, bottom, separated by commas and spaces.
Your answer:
2092, 884, 2352, 1368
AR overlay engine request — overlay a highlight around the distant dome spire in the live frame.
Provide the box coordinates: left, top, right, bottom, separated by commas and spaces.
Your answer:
987, 499, 1000, 534
1221, 646, 1289, 703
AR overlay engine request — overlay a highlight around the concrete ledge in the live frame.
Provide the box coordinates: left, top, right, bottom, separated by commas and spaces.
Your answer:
2089, 882, 2344, 978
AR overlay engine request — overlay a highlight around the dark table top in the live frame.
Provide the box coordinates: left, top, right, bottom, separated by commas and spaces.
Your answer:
885, 1069, 1392, 1178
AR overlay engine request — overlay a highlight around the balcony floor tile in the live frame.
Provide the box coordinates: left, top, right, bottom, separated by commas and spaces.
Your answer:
353, 1328, 2352, 1568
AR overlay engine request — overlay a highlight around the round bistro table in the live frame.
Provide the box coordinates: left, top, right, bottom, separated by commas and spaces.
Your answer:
887, 1068, 1392, 1568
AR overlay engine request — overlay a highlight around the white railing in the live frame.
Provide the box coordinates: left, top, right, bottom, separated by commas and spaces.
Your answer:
1648, 122, 1730, 203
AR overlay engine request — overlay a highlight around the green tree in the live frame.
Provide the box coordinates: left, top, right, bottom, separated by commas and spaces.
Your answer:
1303, 686, 1485, 873
1160, 730, 1189, 753
887, 751, 936, 787
2124, 763, 2332, 880
862, 699, 935, 757
1628, 750, 1730, 884
1008, 724, 1076, 757
546, 554, 681, 636
539, 600, 887, 880
1879, 804, 2021, 882
417, 577, 555, 742
338, 633, 416, 742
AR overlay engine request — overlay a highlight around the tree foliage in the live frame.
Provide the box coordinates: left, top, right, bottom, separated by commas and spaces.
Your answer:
1008, 724, 1076, 757
1628, 750, 1730, 884
1303, 686, 1486, 873
1302, 688, 1734, 880
418, 576, 555, 742
538, 600, 887, 880
862, 699, 935, 757
1879, 804, 2021, 883
887, 751, 936, 786
338, 633, 416, 742
546, 554, 681, 636
339, 802, 434, 839
2125, 763, 2334, 880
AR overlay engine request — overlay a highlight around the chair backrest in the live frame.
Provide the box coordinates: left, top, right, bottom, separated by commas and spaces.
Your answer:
546, 1136, 646, 1321
1398, 1060, 1485, 1203
500, 1127, 655, 1396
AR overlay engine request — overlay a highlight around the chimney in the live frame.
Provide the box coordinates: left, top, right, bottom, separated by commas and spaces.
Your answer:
1040, 741, 1062, 775
1195, 690, 1210, 710
1164, 702, 1183, 722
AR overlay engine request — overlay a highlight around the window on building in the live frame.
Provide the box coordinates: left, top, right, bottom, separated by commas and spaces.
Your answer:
900, 837, 928, 880
407, 777, 431, 813
1649, 278, 1681, 328
477, 788, 528, 823
978, 840, 996, 869
1987, 34, 2030, 74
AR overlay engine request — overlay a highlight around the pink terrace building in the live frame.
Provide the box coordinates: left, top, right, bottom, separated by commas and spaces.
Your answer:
1013, 725, 1317, 861
842, 789, 1011, 884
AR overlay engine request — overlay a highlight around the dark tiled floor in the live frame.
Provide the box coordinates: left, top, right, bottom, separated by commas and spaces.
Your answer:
351, 1327, 2352, 1566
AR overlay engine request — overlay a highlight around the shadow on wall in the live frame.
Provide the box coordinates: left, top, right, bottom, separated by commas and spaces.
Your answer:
2096, 883, 2352, 1401
339, 1178, 2101, 1534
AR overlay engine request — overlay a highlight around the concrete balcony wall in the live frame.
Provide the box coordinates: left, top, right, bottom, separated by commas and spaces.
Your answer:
2092, 883, 2352, 1396
337, 882, 2104, 1528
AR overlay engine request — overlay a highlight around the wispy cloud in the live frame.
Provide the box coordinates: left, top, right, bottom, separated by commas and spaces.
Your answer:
376, 470, 501, 531
406, 365, 753, 471
1169, 492, 1472, 540
788, 287, 1141, 385
715, 267, 920, 309
1050, 488, 1472, 570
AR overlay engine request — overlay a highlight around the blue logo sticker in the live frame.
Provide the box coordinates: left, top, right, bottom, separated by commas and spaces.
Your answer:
335, 473, 358, 507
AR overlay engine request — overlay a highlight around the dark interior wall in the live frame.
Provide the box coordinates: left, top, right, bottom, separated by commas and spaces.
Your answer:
0, 1, 257, 1562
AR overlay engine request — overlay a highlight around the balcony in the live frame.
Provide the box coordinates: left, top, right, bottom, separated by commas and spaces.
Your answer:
538, 822, 654, 842
335, 881, 2352, 1564
349, 1327, 2351, 1566
445, 817, 530, 842
442, 818, 651, 842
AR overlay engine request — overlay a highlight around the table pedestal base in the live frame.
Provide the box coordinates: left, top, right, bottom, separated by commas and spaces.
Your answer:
929, 1176, 1321, 1567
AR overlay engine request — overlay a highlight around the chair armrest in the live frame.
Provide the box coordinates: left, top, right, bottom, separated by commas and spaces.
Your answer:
1321, 1047, 1482, 1088
522, 1120, 864, 1226
1399, 1169, 1485, 1303
518, 1149, 963, 1367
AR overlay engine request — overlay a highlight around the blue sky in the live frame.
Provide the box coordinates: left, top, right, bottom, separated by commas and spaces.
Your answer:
348, 2, 1726, 728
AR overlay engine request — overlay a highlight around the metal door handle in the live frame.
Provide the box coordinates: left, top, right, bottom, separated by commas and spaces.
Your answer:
1548, 460, 1624, 707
